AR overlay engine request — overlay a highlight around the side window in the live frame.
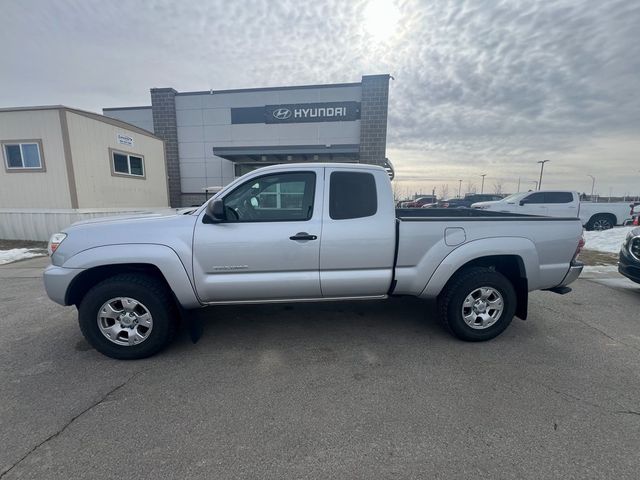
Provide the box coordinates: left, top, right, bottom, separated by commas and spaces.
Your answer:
545, 192, 573, 203
223, 172, 315, 222
330, 171, 377, 220
522, 192, 545, 204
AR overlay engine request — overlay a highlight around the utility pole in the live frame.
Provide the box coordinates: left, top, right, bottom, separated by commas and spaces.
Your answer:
480, 174, 486, 194
587, 174, 595, 200
458, 179, 462, 198
537, 160, 550, 190
517, 177, 521, 192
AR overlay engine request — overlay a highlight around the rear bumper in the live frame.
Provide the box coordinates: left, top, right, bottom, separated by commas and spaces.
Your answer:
557, 261, 584, 287
43, 264, 83, 305
618, 249, 640, 284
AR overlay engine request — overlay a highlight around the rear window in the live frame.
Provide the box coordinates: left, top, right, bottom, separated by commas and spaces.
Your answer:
329, 171, 377, 220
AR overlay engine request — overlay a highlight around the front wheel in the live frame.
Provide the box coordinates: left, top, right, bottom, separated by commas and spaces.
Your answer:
78, 274, 178, 359
439, 267, 516, 341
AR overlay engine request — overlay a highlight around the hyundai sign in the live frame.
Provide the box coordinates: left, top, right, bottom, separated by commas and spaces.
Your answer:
231, 102, 360, 124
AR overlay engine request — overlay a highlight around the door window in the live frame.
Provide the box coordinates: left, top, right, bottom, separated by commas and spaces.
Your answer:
521, 192, 545, 204
329, 171, 377, 220
544, 192, 573, 203
223, 172, 315, 222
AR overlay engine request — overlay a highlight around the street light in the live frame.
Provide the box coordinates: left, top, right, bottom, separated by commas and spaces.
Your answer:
537, 160, 550, 190
480, 174, 486, 194
458, 179, 462, 198
587, 174, 595, 200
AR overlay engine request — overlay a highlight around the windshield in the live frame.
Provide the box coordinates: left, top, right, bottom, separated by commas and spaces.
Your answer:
500, 192, 528, 202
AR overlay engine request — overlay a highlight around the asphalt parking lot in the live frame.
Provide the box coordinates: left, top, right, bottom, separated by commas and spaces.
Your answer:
1, 257, 639, 480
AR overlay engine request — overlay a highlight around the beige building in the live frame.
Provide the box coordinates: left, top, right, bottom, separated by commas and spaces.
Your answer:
0, 106, 169, 210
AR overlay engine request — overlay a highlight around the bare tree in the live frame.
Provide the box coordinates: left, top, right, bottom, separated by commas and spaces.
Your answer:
438, 184, 450, 200
493, 181, 504, 195
465, 182, 477, 195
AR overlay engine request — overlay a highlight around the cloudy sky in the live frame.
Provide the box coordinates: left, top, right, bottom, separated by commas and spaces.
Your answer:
2, 0, 639, 197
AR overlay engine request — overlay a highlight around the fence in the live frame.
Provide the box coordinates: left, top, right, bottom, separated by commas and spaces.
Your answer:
0, 208, 176, 242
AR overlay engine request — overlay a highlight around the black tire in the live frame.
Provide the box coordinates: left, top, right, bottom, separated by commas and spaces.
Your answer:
438, 267, 516, 342
78, 274, 178, 359
585, 213, 615, 231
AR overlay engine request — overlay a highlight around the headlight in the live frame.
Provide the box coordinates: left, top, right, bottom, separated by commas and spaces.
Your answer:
48, 233, 67, 256
628, 235, 640, 261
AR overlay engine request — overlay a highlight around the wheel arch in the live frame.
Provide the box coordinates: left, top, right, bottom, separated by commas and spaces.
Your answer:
62, 244, 201, 308
420, 238, 538, 320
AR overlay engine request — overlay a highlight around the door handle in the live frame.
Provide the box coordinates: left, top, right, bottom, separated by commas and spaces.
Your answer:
290, 232, 317, 241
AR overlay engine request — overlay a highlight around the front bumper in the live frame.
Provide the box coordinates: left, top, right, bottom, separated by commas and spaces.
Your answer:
618, 249, 640, 284
558, 261, 584, 287
43, 264, 84, 305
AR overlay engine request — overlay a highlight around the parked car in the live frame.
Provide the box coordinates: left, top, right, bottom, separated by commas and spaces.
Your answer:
403, 196, 437, 208
472, 191, 634, 230
44, 163, 584, 359
619, 228, 640, 284
438, 194, 504, 209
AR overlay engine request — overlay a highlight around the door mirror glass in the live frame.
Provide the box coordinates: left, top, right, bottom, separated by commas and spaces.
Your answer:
205, 199, 226, 223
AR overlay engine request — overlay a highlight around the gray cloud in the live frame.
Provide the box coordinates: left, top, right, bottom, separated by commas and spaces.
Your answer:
1, 0, 639, 195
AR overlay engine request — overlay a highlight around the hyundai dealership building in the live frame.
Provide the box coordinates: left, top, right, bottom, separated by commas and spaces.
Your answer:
103, 74, 390, 207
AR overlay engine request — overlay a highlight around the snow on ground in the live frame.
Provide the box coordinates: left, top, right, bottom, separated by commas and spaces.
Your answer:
583, 226, 635, 254
0, 248, 47, 265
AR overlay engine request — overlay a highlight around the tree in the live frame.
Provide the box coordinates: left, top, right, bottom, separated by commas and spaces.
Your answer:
438, 184, 450, 200
493, 181, 504, 195
465, 182, 477, 195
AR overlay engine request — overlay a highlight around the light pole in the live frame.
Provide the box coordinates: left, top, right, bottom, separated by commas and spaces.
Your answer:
531, 180, 538, 190
537, 160, 550, 190
480, 174, 486, 194
458, 179, 462, 198
587, 174, 595, 200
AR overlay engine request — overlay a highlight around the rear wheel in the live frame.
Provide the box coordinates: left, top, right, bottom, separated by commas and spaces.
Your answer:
78, 274, 178, 359
439, 267, 516, 341
586, 214, 615, 231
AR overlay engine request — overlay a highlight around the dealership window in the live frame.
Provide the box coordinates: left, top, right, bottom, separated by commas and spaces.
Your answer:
3, 141, 44, 171
223, 172, 316, 222
111, 150, 145, 177
329, 171, 377, 220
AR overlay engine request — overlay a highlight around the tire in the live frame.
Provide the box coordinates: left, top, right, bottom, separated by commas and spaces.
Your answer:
438, 267, 516, 342
78, 274, 178, 359
585, 213, 615, 231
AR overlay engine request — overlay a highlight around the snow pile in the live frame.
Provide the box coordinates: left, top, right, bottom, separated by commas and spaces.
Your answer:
0, 248, 47, 265
583, 226, 635, 254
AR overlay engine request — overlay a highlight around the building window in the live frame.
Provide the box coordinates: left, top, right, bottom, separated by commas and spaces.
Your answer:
111, 150, 145, 178
2, 141, 44, 171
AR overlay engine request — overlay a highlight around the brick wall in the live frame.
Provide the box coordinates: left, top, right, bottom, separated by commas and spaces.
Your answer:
359, 74, 390, 166
150, 88, 181, 208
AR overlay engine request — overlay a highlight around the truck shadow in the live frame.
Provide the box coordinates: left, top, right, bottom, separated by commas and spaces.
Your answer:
171, 296, 449, 352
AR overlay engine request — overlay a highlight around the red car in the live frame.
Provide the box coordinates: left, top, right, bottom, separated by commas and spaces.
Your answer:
403, 196, 437, 208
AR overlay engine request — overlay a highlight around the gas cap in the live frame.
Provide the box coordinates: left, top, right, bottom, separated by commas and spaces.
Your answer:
445, 227, 466, 246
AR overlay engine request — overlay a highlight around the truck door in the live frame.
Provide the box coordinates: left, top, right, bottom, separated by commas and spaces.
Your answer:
518, 192, 548, 216
544, 191, 578, 217
319, 168, 396, 297
192, 169, 322, 302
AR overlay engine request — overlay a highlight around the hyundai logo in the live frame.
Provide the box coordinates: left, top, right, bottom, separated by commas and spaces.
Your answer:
272, 108, 292, 120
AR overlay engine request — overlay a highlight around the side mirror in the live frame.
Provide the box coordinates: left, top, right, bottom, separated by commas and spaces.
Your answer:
519, 200, 526, 206
205, 199, 226, 223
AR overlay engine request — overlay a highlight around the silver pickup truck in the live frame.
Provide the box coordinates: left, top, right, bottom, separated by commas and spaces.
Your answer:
44, 163, 584, 359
